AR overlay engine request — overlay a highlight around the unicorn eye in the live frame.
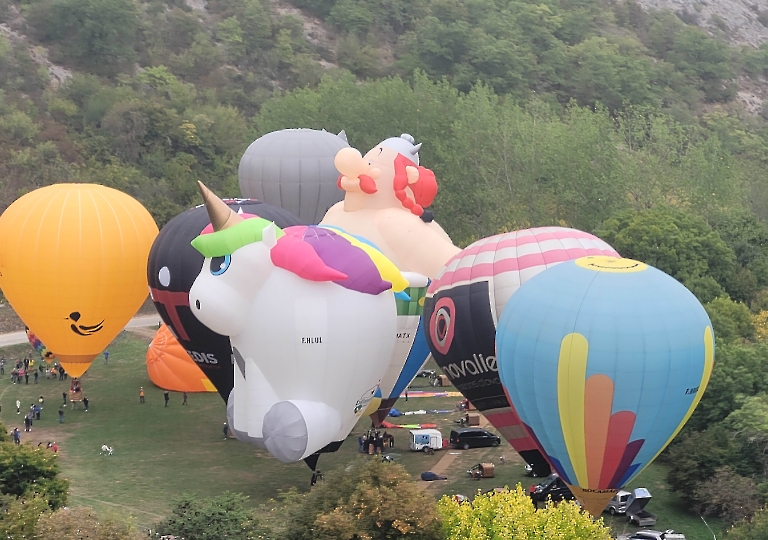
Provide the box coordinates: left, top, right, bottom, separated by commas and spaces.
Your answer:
210, 255, 231, 276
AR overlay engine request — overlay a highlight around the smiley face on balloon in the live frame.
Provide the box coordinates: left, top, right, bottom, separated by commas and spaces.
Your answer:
67, 312, 105, 336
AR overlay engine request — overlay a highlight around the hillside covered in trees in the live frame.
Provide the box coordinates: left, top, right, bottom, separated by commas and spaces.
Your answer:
4, 0, 768, 534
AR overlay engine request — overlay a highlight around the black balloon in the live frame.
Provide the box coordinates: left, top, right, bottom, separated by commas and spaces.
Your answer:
423, 281, 551, 478
147, 199, 303, 401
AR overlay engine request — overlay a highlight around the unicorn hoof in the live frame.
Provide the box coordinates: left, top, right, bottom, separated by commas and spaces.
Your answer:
262, 401, 309, 463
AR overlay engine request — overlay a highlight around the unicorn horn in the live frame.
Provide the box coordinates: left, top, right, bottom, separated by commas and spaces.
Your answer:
197, 181, 243, 231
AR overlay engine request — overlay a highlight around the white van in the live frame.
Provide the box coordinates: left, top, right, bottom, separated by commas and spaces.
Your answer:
605, 490, 632, 515
409, 429, 443, 452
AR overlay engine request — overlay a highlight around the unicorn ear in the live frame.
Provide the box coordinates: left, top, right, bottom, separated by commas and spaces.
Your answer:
262, 222, 278, 248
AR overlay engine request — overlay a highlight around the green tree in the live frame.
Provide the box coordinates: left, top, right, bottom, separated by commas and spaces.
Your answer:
0, 443, 68, 509
726, 395, 768, 478
438, 484, 611, 539
329, 0, 373, 34
665, 426, 745, 501
687, 343, 768, 431
278, 461, 442, 540
217, 17, 246, 61
31, 0, 140, 76
0, 495, 49, 540
706, 297, 755, 344
667, 26, 736, 102
155, 492, 261, 540
597, 206, 737, 299
694, 466, 762, 524
561, 36, 659, 110
728, 506, 768, 539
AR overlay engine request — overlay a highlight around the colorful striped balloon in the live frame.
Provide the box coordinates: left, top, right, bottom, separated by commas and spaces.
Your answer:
424, 227, 619, 476
496, 256, 714, 515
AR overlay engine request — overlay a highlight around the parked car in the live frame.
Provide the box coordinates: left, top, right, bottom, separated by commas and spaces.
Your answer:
449, 428, 501, 450
605, 490, 632, 515
616, 530, 686, 540
529, 473, 575, 505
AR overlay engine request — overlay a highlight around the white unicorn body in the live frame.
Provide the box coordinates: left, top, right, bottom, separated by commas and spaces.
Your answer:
189, 217, 397, 463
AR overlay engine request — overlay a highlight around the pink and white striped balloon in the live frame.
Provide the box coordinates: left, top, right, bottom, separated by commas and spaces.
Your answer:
425, 227, 619, 475
429, 227, 619, 323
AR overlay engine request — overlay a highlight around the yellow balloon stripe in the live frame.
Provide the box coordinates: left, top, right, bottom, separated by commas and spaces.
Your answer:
202, 378, 217, 392
558, 333, 589, 487
332, 230, 409, 292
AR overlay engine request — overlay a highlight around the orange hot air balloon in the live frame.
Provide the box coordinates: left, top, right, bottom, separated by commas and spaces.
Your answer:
0, 184, 158, 377
146, 324, 216, 393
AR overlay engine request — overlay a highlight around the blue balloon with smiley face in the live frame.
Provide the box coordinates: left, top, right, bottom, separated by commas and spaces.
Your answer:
496, 255, 714, 515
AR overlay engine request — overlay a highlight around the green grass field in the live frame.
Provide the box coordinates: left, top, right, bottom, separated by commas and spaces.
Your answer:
0, 332, 727, 538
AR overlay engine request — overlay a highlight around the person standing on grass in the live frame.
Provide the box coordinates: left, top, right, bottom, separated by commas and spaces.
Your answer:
33, 371, 38, 384
34, 404, 40, 421
182, 392, 188, 405
52, 442, 58, 453
24, 414, 31, 432
58, 408, 64, 423
39, 395, 44, 409
16, 400, 20, 414
24, 370, 29, 384
62, 392, 67, 406
83, 396, 89, 412
223, 423, 229, 440
12, 429, 20, 445
139, 387, 145, 404
103, 350, 109, 365
0, 358, 5, 375
164, 391, 169, 407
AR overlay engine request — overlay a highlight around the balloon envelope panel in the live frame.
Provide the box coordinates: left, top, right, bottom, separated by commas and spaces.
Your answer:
147, 199, 303, 401
146, 324, 216, 393
424, 227, 619, 476
0, 184, 158, 377
238, 129, 349, 224
497, 257, 714, 497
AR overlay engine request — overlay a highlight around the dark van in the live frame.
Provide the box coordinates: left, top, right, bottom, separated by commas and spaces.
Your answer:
449, 428, 501, 450
529, 473, 575, 506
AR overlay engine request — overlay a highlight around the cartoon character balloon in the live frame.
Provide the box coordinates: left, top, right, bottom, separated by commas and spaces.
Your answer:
424, 227, 620, 477
147, 199, 303, 401
189, 183, 403, 463
497, 256, 714, 516
0, 184, 158, 377
146, 324, 217, 393
321, 134, 460, 279
239, 129, 350, 224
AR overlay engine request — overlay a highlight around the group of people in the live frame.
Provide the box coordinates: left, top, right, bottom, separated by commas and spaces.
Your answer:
6, 357, 42, 384
155, 389, 188, 406
359, 429, 395, 455
1, 356, 69, 384
8, 424, 59, 451
16, 401, 42, 432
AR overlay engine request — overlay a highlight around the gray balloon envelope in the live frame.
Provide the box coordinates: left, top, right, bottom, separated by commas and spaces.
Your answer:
238, 129, 349, 224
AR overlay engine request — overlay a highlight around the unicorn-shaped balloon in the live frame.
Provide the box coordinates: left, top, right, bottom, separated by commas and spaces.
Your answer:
189, 183, 402, 463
